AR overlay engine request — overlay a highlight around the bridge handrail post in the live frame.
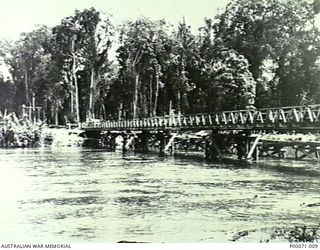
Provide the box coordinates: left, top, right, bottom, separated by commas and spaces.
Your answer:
143, 118, 146, 128
195, 115, 200, 125
208, 114, 213, 125
215, 114, 220, 125
189, 116, 193, 126
248, 110, 254, 124
221, 112, 227, 124
230, 112, 236, 124
305, 107, 315, 122
201, 114, 206, 126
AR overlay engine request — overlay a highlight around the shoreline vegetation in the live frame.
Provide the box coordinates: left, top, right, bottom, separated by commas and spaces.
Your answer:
0, 111, 91, 148
0, 111, 54, 148
231, 224, 320, 243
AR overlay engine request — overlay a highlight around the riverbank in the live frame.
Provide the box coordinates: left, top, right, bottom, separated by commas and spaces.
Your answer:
231, 224, 320, 242
0, 112, 48, 148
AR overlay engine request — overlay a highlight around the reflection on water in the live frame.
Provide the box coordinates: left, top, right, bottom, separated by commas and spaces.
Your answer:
0, 148, 319, 242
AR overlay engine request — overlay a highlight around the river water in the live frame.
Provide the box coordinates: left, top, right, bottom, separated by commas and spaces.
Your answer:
0, 148, 319, 243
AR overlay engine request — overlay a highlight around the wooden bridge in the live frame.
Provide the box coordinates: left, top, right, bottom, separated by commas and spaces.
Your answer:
82, 104, 320, 131
81, 104, 320, 162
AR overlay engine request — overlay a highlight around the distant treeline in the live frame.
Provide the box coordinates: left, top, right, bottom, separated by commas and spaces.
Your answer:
0, 0, 320, 124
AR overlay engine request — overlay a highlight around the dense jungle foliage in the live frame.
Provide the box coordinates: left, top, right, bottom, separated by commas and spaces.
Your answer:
0, 0, 320, 124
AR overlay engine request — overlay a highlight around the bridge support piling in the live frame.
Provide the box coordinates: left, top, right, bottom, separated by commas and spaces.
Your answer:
164, 132, 177, 155
122, 132, 128, 152
157, 130, 169, 156
134, 131, 150, 153
141, 131, 150, 152
102, 132, 116, 151
205, 129, 222, 161
246, 134, 261, 161
235, 131, 250, 160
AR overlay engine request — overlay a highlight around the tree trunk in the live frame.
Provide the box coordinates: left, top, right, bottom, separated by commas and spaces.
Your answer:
133, 73, 139, 118
24, 69, 29, 105
70, 86, 74, 119
118, 102, 123, 120
74, 74, 80, 124
70, 75, 74, 122
177, 90, 181, 114
153, 74, 160, 116
89, 66, 96, 120
71, 37, 80, 125
72, 58, 80, 124
64, 73, 74, 121
55, 101, 59, 126
276, 56, 285, 106
142, 82, 148, 116
32, 93, 35, 124
102, 103, 107, 120
149, 76, 153, 116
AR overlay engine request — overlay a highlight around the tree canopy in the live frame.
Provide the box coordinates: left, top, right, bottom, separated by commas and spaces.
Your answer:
0, 1, 319, 124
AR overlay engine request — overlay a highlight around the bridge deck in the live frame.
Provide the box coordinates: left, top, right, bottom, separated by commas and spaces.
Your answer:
82, 104, 320, 131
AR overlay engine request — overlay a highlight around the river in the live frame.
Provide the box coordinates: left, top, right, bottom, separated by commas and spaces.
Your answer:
0, 148, 319, 243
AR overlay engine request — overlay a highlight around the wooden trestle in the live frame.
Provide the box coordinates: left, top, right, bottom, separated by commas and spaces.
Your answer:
82, 104, 320, 162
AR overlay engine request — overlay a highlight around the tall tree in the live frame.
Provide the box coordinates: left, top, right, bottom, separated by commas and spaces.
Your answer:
0, 26, 61, 121
117, 17, 170, 118
213, 0, 320, 107
74, 8, 113, 119
51, 8, 113, 122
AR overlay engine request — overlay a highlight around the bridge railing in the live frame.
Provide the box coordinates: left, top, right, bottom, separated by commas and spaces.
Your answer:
82, 104, 320, 130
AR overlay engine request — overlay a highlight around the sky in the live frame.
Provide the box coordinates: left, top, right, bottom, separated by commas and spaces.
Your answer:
0, 0, 230, 40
